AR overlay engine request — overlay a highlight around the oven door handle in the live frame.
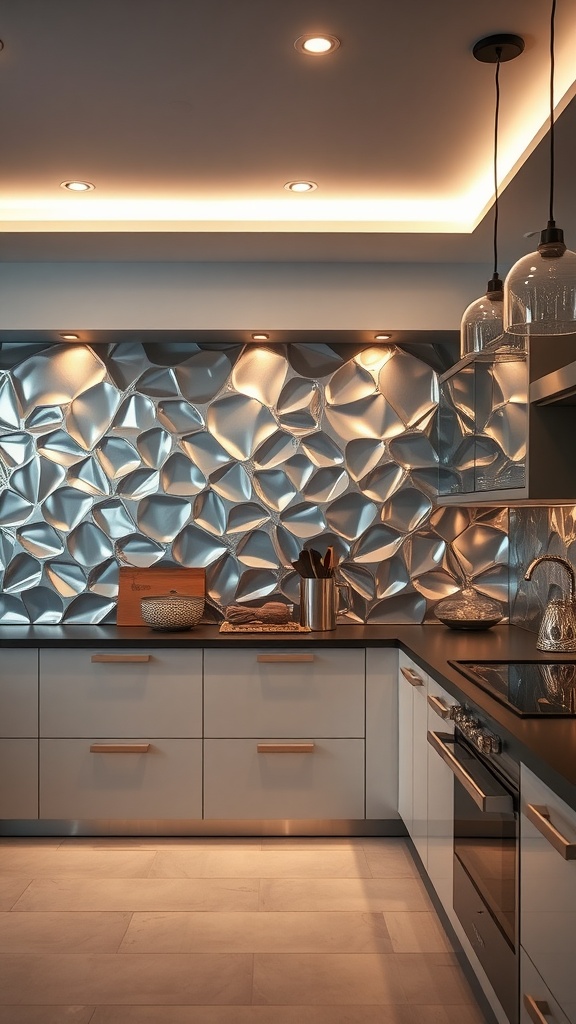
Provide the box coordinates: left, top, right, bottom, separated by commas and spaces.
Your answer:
427, 730, 514, 814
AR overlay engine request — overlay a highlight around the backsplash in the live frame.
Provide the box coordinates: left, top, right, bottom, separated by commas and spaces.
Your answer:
0, 341, 508, 624
509, 505, 576, 633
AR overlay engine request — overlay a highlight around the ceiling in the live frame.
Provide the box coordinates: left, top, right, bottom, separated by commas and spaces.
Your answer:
1, 0, 576, 264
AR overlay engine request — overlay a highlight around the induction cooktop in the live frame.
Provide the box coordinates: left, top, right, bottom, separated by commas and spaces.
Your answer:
450, 661, 576, 717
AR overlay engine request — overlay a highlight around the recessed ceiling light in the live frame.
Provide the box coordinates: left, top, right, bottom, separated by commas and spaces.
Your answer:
251, 333, 270, 341
294, 34, 340, 55
59, 332, 80, 340
284, 181, 317, 193
374, 333, 392, 341
60, 181, 95, 192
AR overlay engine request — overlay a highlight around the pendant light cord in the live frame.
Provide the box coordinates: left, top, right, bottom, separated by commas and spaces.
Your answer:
493, 50, 501, 278
549, 0, 556, 224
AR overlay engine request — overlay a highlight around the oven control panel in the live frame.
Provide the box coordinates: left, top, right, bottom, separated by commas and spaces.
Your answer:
450, 705, 502, 755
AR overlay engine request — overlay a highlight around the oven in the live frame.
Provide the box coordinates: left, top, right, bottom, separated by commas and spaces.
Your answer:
428, 707, 519, 1024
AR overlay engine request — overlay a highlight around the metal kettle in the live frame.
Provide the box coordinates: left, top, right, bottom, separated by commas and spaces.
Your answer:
524, 555, 576, 652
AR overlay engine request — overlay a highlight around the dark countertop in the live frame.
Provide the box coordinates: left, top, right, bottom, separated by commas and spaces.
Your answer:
2, 621, 575, 813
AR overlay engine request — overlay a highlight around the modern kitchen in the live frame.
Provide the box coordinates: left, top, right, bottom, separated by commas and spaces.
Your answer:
1, 2, 576, 1023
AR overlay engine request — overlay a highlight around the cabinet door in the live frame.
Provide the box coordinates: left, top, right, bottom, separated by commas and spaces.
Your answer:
426, 677, 457, 918
398, 651, 428, 858
40, 649, 202, 738
204, 738, 364, 820
0, 649, 38, 737
40, 738, 202, 820
0, 740, 38, 819
365, 649, 399, 821
520, 764, 576, 1023
204, 649, 365, 738
521, 949, 570, 1024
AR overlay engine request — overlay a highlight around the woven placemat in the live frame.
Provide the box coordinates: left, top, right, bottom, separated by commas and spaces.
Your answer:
219, 621, 311, 633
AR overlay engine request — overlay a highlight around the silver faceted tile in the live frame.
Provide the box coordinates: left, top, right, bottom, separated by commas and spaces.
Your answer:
45, 561, 87, 597
381, 487, 432, 533
116, 468, 160, 500
16, 522, 65, 559
194, 490, 227, 536
253, 469, 297, 512
407, 535, 447, 577
22, 586, 64, 624
376, 555, 410, 599
452, 524, 508, 578
206, 552, 240, 606
326, 361, 377, 405
42, 487, 95, 532
92, 499, 135, 539
11, 345, 106, 418
10, 458, 66, 504
301, 432, 344, 468
136, 367, 179, 398
287, 344, 346, 378
368, 593, 427, 624
172, 524, 227, 568
181, 431, 233, 476
303, 467, 349, 503
62, 593, 116, 624
97, 437, 142, 479
0, 595, 30, 623
66, 383, 121, 450
338, 562, 375, 601
87, 559, 119, 598
325, 493, 377, 540
67, 523, 115, 567
176, 349, 233, 403
157, 399, 204, 434
67, 456, 111, 497
388, 431, 439, 469
0, 490, 35, 527
231, 347, 287, 406
353, 524, 404, 563
37, 429, 87, 467
227, 503, 270, 535
277, 378, 321, 434
112, 394, 156, 434
105, 342, 150, 390
137, 495, 192, 543
115, 534, 166, 567
0, 432, 36, 467
136, 428, 172, 470
3, 552, 43, 593
209, 463, 252, 502
160, 452, 206, 496
0, 375, 20, 429
377, 349, 438, 427
253, 431, 299, 470
345, 438, 387, 482
280, 502, 326, 539
236, 529, 277, 569
325, 395, 404, 442
207, 394, 277, 460
24, 406, 64, 433
235, 568, 277, 602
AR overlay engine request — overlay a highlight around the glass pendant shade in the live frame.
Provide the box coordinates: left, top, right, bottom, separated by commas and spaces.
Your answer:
460, 277, 503, 357
504, 226, 576, 335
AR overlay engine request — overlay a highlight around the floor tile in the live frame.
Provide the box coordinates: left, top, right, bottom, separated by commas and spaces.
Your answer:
120, 910, 393, 953
89, 1006, 481, 1024
0, 877, 32, 911
392, 952, 478, 1004
0, 1007, 94, 1024
12, 877, 260, 913
150, 848, 371, 879
361, 839, 421, 877
259, 876, 432, 912
0, 952, 253, 1005
0, 849, 156, 878
0, 910, 132, 953
252, 952, 408, 1004
383, 911, 455, 952
260, 838, 366, 850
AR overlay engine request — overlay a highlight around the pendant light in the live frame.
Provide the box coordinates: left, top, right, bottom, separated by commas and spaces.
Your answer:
504, 0, 576, 336
460, 34, 524, 358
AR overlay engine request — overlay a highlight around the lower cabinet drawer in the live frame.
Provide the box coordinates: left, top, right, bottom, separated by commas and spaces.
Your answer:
0, 740, 38, 819
204, 738, 365, 820
521, 949, 571, 1024
40, 739, 202, 820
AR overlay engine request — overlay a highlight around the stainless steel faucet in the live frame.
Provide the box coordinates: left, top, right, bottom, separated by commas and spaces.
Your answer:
524, 555, 576, 652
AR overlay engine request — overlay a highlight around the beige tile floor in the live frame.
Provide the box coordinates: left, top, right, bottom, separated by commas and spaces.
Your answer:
0, 836, 490, 1023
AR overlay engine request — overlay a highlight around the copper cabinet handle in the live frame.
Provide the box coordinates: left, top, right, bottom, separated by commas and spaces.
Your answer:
90, 743, 151, 753
91, 654, 151, 663
257, 743, 315, 753
400, 666, 424, 687
256, 654, 315, 663
427, 731, 513, 813
427, 694, 452, 719
525, 803, 576, 860
523, 994, 553, 1024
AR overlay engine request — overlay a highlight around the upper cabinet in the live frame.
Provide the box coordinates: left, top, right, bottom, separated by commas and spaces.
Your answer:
437, 339, 576, 504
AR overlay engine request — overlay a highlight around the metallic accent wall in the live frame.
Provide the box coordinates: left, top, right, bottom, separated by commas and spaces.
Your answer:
509, 506, 576, 633
0, 342, 508, 624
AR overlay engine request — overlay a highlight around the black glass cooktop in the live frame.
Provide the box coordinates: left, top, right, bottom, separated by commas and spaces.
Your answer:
450, 661, 576, 717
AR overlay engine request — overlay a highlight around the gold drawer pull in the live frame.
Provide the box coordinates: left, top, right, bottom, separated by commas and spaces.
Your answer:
257, 743, 315, 753
427, 694, 451, 719
524, 994, 552, 1024
256, 654, 315, 663
90, 743, 151, 754
91, 654, 151, 663
525, 803, 576, 860
400, 666, 424, 687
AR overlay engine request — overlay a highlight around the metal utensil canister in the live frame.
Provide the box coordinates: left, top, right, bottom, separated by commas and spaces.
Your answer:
299, 577, 350, 630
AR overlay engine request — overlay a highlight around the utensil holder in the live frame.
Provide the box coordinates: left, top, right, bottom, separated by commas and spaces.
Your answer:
299, 577, 350, 631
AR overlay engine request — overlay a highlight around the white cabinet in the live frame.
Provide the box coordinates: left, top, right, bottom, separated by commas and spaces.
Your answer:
39, 649, 203, 821
365, 648, 399, 821
40, 649, 202, 737
426, 676, 458, 916
204, 648, 366, 821
520, 764, 576, 1024
521, 950, 570, 1024
398, 651, 428, 865
0, 649, 38, 819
